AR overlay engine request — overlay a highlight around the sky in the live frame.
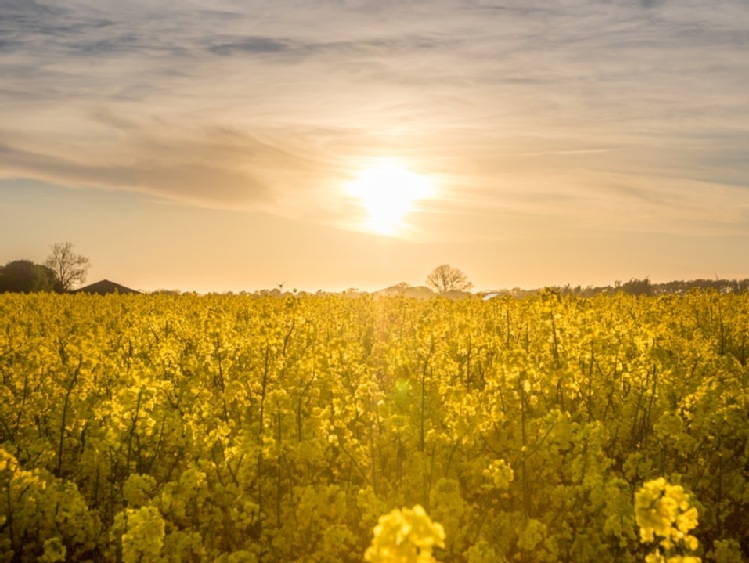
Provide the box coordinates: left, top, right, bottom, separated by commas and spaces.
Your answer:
1, 0, 748, 292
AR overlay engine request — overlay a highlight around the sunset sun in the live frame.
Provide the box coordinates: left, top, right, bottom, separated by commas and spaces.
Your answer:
346, 159, 434, 236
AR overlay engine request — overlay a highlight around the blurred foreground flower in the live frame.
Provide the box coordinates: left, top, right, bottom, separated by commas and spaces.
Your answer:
635, 478, 700, 563
364, 505, 445, 563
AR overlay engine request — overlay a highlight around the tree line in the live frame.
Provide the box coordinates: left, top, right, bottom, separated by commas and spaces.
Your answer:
2, 252, 746, 297
0, 243, 90, 294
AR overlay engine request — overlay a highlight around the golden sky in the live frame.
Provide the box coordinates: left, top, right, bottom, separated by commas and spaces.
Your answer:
1, 0, 748, 291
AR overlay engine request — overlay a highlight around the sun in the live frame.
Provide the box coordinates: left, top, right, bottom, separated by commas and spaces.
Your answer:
346, 158, 434, 236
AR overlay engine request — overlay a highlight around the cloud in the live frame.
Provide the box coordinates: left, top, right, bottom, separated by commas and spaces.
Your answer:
0, 117, 342, 213
207, 36, 295, 56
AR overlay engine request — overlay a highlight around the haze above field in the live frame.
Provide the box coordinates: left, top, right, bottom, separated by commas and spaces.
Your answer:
1, 0, 748, 293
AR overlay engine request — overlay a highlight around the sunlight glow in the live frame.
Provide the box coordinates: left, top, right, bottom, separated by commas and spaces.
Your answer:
346, 159, 434, 236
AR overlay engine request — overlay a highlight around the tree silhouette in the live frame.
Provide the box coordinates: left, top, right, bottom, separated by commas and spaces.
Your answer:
0, 260, 61, 293
45, 242, 90, 291
426, 264, 473, 293
622, 278, 653, 297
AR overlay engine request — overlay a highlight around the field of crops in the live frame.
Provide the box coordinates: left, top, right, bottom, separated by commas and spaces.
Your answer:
1, 292, 747, 562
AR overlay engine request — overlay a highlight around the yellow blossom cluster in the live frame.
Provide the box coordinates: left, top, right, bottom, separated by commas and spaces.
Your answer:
365, 505, 446, 563
635, 478, 700, 563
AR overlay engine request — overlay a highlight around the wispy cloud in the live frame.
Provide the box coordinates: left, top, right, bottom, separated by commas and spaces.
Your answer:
0, 115, 342, 213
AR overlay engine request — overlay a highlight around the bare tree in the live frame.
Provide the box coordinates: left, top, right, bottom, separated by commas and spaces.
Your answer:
45, 242, 90, 291
426, 264, 473, 293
